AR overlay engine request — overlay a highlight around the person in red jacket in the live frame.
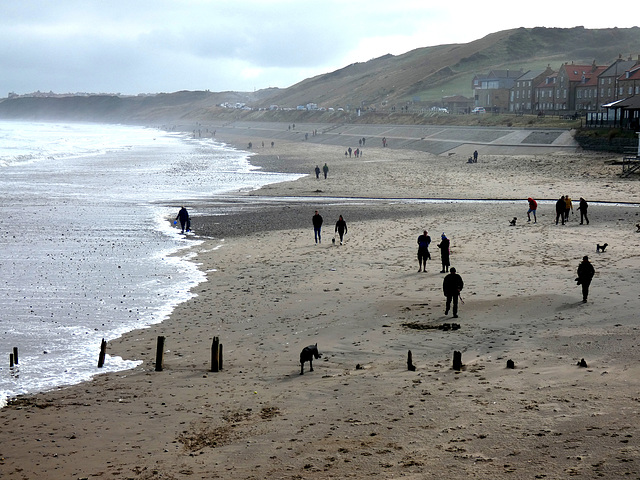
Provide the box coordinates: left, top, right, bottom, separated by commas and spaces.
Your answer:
527, 197, 537, 223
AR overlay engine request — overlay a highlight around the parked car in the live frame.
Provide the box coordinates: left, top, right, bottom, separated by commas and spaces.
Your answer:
471, 107, 486, 114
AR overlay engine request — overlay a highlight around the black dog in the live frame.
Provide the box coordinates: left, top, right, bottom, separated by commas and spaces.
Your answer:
300, 344, 322, 375
596, 243, 608, 253
509, 217, 517, 226
636, 224, 640, 233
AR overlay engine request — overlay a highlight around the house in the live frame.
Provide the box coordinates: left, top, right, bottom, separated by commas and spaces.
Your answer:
617, 63, 640, 99
534, 73, 558, 113
556, 61, 606, 111
472, 69, 523, 113
597, 56, 638, 107
441, 95, 474, 114
511, 67, 554, 113
575, 65, 608, 111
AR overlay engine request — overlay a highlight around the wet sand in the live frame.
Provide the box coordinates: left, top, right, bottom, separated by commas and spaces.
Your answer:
2, 132, 640, 479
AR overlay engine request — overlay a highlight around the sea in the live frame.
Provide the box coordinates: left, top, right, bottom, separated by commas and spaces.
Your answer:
0, 120, 302, 407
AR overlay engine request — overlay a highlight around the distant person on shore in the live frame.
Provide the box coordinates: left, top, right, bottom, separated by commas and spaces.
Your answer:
322, 163, 329, 179
335, 215, 348, 245
576, 255, 595, 303
438, 233, 451, 273
527, 197, 537, 223
313, 210, 323, 244
348, 147, 352, 157
176, 206, 190, 234
362, 137, 366, 146
315, 165, 321, 179
417, 230, 431, 272
564, 195, 573, 222
382, 137, 387, 147
555, 196, 566, 225
578, 197, 589, 225
443, 267, 464, 318
473, 150, 478, 162
271, 141, 274, 147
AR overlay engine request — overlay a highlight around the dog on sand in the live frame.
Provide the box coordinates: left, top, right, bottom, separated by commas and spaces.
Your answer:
300, 344, 322, 375
509, 217, 517, 226
596, 243, 608, 253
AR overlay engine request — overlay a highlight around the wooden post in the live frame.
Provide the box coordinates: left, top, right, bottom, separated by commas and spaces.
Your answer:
219, 343, 223, 371
9, 353, 14, 368
407, 350, 416, 371
155, 336, 165, 372
12, 347, 18, 365
97, 339, 107, 368
453, 351, 462, 371
210, 336, 219, 372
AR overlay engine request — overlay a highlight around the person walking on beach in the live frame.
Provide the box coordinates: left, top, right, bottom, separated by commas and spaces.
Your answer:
443, 267, 464, 318
578, 197, 589, 225
176, 206, 190, 234
322, 163, 329, 179
564, 195, 573, 222
315, 165, 321, 179
335, 215, 348, 245
438, 233, 451, 273
473, 150, 478, 162
312, 210, 323, 244
555, 196, 566, 225
576, 255, 595, 303
417, 230, 431, 272
527, 197, 537, 223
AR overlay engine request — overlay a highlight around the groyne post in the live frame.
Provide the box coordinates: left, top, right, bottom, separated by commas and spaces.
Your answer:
453, 351, 462, 371
155, 336, 165, 372
97, 339, 107, 368
12, 347, 18, 365
211, 336, 220, 372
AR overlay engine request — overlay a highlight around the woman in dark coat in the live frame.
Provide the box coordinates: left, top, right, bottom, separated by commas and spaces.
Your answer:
438, 233, 450, 273
335, 215, 347, 245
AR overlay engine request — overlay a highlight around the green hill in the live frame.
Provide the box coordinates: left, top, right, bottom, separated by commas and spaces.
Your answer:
1, 26, 639, 123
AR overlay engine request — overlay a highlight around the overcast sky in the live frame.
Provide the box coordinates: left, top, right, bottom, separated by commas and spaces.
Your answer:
1, 1, 637, 96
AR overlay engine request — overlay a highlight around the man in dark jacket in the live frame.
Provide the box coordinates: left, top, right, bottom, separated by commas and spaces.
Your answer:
555, 196, 565, 225
312, 210, 323, 244
176, 206, 189, 234
577, 197, 589, 225
443, 267, 464, 318
577, 256, 595, 302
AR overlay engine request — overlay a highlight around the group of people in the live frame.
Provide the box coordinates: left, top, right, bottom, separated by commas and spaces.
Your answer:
314, 163, 329, 179
416, 230, 462, 317
553, 195, 590, 225
526, 196, 590, 225
312, 210, 348, 245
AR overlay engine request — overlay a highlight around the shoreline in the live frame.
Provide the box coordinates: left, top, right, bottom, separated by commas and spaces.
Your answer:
2, 130, 640, 479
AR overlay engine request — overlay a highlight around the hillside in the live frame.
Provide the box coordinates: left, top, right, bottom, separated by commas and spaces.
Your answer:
1, 26, 639, 124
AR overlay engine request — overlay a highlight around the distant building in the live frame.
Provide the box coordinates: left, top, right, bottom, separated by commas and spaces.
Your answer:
472, 69, 523, 113
556, 61, 606, 111
597, 56, 638, 107
441, 95, 473, 114
534, 73, 558, 112
510, 67, 554, 113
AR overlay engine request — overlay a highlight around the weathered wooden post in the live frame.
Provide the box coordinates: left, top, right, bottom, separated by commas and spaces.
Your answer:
210, 336, 220, 372
155, 336, 165, 372
9, 353, 14, 368
407, 350, 416, 371
453, 351, 462, 371
12, 347, 18, 365
97, 339, 107, 368
219, 343, 223, 371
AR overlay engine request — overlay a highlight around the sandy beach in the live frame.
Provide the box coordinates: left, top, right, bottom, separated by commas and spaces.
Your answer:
2, 129, 640, 480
